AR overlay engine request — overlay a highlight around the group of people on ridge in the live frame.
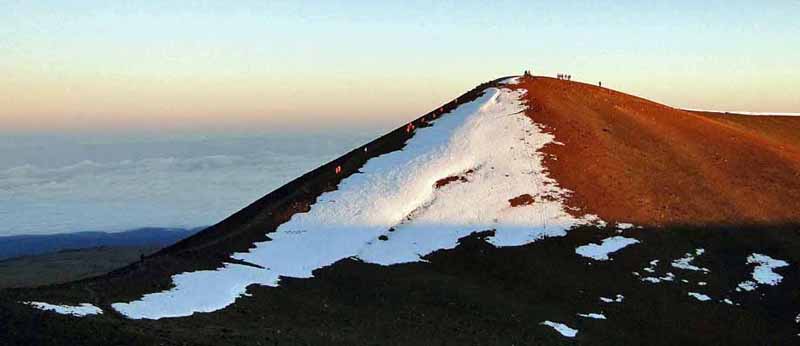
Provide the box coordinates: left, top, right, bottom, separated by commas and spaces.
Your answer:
528, 69, 603, 87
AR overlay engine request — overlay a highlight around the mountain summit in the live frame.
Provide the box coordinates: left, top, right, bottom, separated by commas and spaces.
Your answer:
5, 75, 800, 345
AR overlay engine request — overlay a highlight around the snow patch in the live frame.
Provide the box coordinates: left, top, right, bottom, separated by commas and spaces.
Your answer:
643, 259, 659, 273
575, 236, 639, 261
736, 281, 758, 292
541, 321, 578, 338
499, 76, 521, 85
671, 248, 710, 273
24, 302, 102, 317
736, 253, 788, 292
640, 272, 676, 284
111, 87, 603, 319
616, 223, 634, 230
600, 294, 624, 303
688, 292, 712, 301
577, 312, 606, 320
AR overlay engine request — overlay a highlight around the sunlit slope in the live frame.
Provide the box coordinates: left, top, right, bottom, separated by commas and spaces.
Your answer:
518, 77, 800, 226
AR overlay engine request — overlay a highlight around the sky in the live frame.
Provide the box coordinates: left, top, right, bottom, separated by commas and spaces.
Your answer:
2, 1, 799, 133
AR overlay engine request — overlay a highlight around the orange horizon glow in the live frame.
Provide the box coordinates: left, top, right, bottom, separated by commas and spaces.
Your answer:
2, 1, 798, 133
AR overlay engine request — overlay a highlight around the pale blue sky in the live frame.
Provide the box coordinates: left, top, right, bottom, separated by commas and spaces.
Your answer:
2, 1, 798, 133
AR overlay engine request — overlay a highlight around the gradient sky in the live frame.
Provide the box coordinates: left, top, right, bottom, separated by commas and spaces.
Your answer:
2, 1, 799, 133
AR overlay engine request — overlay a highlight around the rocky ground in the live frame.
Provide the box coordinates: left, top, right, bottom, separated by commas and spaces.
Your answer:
2, 223, 799, 345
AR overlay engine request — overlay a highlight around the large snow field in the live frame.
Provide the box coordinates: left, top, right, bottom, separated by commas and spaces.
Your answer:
110, 86, 604, 319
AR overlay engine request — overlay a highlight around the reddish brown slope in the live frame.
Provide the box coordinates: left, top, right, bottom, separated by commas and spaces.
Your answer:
689, 111, 800, 150
515, 76, 800, 226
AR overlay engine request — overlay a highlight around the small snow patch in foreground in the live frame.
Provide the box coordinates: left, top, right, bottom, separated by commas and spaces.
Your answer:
736, 281, 758, 292
575, 236, 639, 261
541, 321, 578, 338
640, 259, 677, 283
600, 294, 624, 303
616, 223, 634, 230
24, 302, 102, 317
671, 248, 710, 273
643, 259, 659, 273
578, 312, 606, 320
736, 253, 789, 291
688, 292, 712, 302
640, 272, 675, 284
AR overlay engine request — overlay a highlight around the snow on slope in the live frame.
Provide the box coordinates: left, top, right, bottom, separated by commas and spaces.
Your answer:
500, 76, 520, 85
737, 253, 789, 291
672, 248, 710, 273
688, 292, 712, 302
110, 86, 604, 319
575, 236, 639, 261
541, 321, 578, 338
24, 302, 102, 317
578, 312, 606, 320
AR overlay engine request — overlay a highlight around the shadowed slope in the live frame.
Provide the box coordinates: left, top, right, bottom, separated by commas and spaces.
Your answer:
4, 78, 514, 306
516, 76, 800, 226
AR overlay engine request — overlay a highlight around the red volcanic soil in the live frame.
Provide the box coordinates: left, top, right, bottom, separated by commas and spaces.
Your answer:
434, 175, 467, 188
687, 111, 800, 150
434, 169, 474, 189
514, 76, 800, 226
508, 194, 536, 207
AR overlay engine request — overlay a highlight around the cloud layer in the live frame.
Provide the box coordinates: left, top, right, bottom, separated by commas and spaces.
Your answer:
0, 132, 373, 236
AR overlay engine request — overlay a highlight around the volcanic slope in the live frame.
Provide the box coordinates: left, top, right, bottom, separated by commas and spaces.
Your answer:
4, 76, 800, 345
518, 77, 800, 226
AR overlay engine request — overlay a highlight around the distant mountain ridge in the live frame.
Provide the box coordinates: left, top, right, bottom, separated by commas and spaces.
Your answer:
0, 227, 202, 261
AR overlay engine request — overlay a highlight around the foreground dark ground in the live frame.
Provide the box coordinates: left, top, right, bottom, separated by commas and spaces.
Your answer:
2, 223, 798, 345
